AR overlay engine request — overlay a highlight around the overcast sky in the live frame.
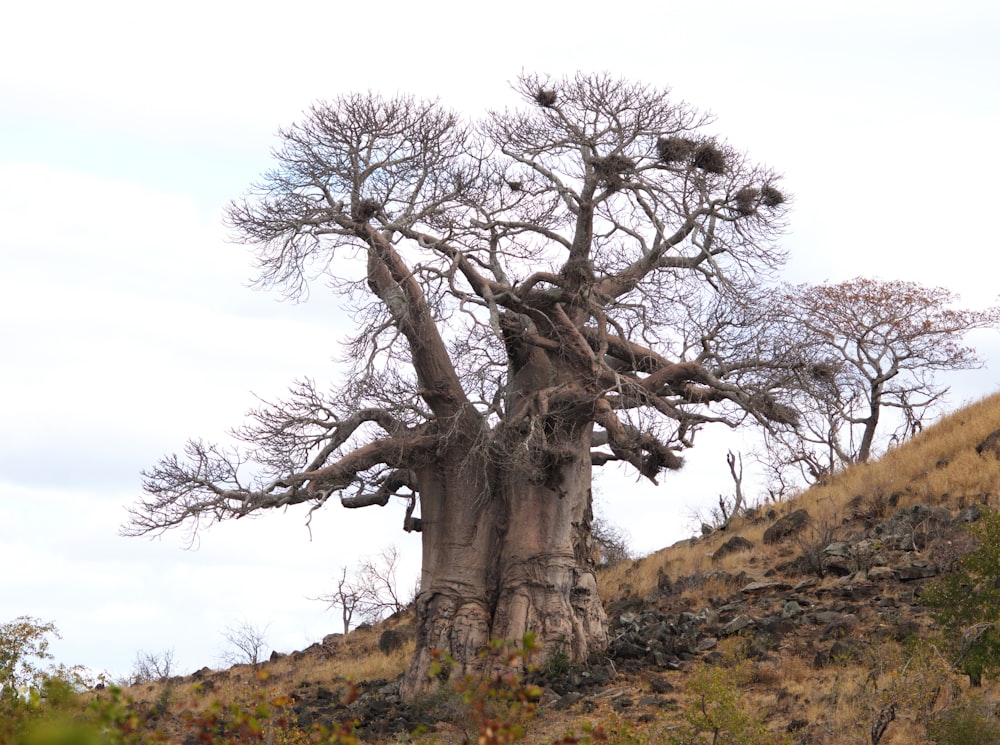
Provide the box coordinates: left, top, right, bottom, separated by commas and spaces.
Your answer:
2, 1, 998, 680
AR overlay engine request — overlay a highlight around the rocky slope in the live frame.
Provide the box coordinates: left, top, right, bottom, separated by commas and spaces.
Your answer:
118, 397, 1000, 744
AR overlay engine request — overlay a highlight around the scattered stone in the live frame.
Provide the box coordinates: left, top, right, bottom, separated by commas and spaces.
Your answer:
611, 695, 634, 711
897, 561, 938, 581
976, 429, 1000, 458
782, 601, 803, 619
713, 535, 754, 561
741, 580, 792, 595
378, 629, 407, 655
868, 566, 895, 582
648, 675, 675, 694
954, 504, 984, 523
787, 719, 809, 733
553, 692, 584, 710
829, 639, 864, 662
823, 541, 852, 558
763, 509, 811, 544
721, 615, 755, 636
657, 569, 675, 595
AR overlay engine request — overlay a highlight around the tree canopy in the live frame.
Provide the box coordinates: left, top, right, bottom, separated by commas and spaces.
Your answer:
127, 73, 799, 695
129, 72, 795, 539
760, 278, 999, 486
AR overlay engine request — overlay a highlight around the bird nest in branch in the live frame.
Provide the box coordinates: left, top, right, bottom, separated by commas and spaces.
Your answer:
592, 154, 636, 178
692, 143, 726, 174
753, 393, 799, 426
354, 198, 381, 221
808, 361, 839, 383
734, 187, 760, 216
656, 136, 696, 163
535, 88, 557, 108
591, 154, 636, 191
760, 185, 785, 208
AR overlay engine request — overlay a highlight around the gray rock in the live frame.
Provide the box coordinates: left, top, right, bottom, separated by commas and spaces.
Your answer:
782, 601, 803, 619
823, 541, 853, 558
721, 614, 755, 635
867, 566, 895, 582
897, 561, 938, 581
378, 629, 407, 655
976, 429, 1000, 458
741, 581, 792, 595
553, 692, 584, 710
713, 535, 754, 560
763, 509, 811, 544
954, 504, 984, 523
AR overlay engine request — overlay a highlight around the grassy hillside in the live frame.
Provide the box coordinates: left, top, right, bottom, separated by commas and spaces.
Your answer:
21, 392, 1000, 744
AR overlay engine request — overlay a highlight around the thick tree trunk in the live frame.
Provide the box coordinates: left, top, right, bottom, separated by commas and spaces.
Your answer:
491, 422, 608, 664
400, 398, 608, 699
400, 444, 499, 699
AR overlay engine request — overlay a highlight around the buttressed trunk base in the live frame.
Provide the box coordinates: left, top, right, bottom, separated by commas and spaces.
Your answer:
400, 428, 607, 699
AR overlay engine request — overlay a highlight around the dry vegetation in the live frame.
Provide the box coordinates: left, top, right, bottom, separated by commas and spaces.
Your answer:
600, 393, 1000, 605
70, 392, 1000, 744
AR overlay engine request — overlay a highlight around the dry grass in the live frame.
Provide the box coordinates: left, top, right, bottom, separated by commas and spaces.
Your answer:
109, 622, 414, 717
601, 392, 1000, 610
801, 392, 1000, 514
94, 393, 1000, 744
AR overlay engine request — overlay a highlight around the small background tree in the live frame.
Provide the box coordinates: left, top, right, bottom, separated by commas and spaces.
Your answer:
319, 545, 411, 630
355, 545, 408, 622
219, 619, 270, 667
591, 514, 633, 567
323, 566, 368, 635
127, 649, 176, 685
0, 616, 58, 701
761, 277, 999, 490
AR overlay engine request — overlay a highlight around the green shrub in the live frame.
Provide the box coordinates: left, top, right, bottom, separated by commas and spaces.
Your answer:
921, 509, 1000, 685
1, 617, 59, 700
668, 662, 791, 745
927, 696, 1000, 745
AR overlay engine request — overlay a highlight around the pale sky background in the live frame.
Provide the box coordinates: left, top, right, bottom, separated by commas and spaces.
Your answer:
2, 1, 999, 681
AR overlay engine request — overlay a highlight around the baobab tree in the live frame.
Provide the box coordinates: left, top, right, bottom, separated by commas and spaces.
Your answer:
126, 73, 796, 698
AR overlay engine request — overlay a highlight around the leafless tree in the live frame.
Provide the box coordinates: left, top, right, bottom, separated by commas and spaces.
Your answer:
126, 73, 798, 698
591, 513, 633, 567
320, 546, 410, 632
717, 450, 746, 530
127, 649, 175, 685
355, 545, 408, 622
322, 566, 368, 635
760, 278, 999, 486
219, 620, 269, 667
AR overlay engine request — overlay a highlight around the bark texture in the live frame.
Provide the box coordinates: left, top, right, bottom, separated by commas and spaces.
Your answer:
400, 427, 607, 698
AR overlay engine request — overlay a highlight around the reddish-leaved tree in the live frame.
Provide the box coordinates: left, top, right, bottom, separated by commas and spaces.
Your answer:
762, 277, 999, 484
